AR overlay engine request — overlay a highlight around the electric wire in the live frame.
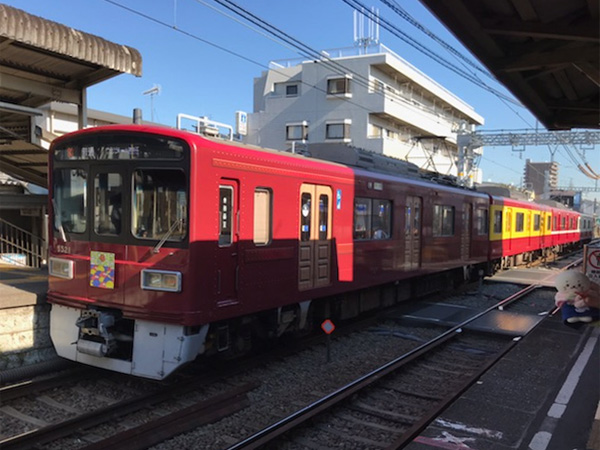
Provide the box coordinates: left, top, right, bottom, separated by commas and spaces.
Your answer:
341, 0, 520, 105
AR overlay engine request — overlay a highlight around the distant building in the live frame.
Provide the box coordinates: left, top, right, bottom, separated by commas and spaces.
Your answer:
523, 159, 559, 197
245, 44, 484, 179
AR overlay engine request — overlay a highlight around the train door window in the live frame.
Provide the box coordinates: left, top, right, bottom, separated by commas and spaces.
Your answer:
533, 214, 541, 231
253, 188, 272, 245
547, 215, 552, 231
372, 199, 391, 239
94, 173, 122, 236
493, 210, 502, 234
516, 212, 524, 232
476, 208, 489, 235
506, 211, 512, 232
413, 200, 420, 236
318, 194, 329, 240
561, 217, 566, 229
301, 193, 312, 241
219, 186, 234, 246
433, 205, 454, 237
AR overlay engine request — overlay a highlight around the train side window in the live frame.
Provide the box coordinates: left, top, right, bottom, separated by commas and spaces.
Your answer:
354, 198, 392, 240
219, 186, 234, 246
253, 188, 272, 245
493, 210, 502, 234
547, 215, 552, 231
433, 205, 454, 237
516, 212, 524, 232
354, 197, 371, 240
561, 217, 566, 229
300, 193, 311, 242
476, 208, 489, 235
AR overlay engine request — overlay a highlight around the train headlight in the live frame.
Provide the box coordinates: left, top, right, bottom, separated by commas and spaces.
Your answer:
141, 269, 182, 292
49, 257, 74, 279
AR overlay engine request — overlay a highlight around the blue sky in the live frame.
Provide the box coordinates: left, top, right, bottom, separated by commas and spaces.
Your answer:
6, 0, 599, 200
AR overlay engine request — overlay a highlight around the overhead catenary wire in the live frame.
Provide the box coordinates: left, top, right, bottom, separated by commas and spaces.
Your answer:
341, 0, 521, 105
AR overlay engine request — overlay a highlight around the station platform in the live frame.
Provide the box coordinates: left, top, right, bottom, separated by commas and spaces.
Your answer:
0, 262, 48, 308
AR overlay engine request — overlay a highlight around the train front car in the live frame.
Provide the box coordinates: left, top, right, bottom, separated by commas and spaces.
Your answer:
48, 126, 202, 380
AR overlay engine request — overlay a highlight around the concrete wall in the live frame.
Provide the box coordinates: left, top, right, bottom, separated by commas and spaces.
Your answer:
0, 276, 55, 370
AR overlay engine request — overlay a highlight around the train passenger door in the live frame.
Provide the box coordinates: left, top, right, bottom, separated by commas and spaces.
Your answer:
461, 203, 472, 261
216, 180, 239, 305
298, 184, 332, 291
404, 196, 422, 270
505, 208, 513, 252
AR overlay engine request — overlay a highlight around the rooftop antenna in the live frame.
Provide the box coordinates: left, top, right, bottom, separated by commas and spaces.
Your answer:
142, 84, 161, 122
353, 6, 379, 54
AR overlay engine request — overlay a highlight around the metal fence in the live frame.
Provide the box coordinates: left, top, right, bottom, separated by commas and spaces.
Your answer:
0, 217, 46, 268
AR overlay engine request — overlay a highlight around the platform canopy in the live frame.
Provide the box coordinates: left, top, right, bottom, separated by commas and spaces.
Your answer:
0, 4, 142, 187
419, 0, 599, 130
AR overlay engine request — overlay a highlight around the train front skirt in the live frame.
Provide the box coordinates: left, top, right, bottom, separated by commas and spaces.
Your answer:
50, 304, 208, 380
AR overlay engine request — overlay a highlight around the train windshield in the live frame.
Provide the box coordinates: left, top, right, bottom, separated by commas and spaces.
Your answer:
132, 169, 187, 241
53, 169, 87, 234
52, 132, 189, 244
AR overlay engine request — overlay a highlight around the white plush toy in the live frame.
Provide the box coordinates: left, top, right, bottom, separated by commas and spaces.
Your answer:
554, 270, 598, 324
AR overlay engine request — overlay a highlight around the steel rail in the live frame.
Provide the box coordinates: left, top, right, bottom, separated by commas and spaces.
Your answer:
0, 368, 94, 402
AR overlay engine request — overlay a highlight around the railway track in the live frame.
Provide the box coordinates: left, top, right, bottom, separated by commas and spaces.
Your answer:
0, 367, 258, 450
225, 267, 577, 450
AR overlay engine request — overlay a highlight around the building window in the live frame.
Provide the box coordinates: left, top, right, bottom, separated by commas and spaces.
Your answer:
326, 121, 351, 140
433, 205, 454, 237
286, 122, 308, 141
253, 188, 272, 245
368, 123, 382, 138
286, 84, 298, 97
327, 77, 351, 96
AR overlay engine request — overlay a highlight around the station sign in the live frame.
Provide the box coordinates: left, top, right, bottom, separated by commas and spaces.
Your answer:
584, 244, 600, 284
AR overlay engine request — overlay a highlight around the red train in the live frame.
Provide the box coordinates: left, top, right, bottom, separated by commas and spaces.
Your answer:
47, 125, 593, 379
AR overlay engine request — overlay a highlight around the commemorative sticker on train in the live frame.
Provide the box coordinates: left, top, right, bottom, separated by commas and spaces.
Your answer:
90, 251, 116, 289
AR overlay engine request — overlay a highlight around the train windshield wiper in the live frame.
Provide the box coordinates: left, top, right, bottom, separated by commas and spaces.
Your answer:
52, 198, 68, 242
153, 218, 183, 254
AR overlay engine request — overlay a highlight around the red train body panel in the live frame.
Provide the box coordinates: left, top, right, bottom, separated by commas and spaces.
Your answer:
47, 125, 590, 379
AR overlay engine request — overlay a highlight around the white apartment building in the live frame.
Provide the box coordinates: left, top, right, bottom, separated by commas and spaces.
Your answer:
246, 44, 484, 179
